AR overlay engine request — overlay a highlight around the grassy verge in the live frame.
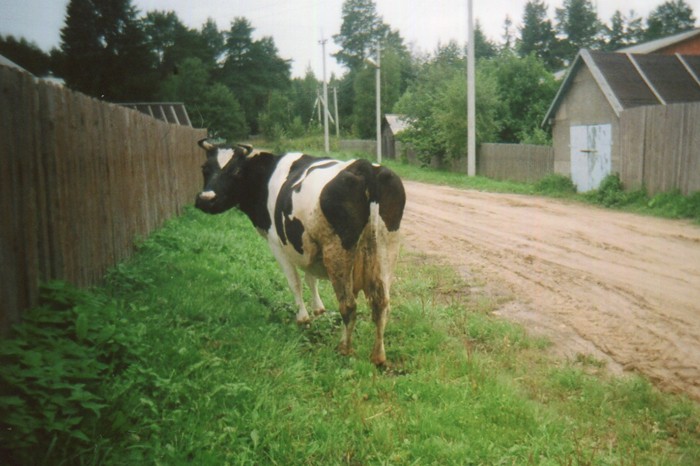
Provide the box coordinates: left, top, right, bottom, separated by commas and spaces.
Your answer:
2, 208, 699, 464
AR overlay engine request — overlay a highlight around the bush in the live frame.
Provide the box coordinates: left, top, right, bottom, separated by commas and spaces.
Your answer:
648, 190, 700, 220
587, 173, 628, 207
534, 174, 576, 196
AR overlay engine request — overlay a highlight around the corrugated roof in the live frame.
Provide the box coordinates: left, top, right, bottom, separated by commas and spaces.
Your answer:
542, 50, 700, 126
120, 102, 193, 127
617, 28, 700, 54
631, 53, 700, 104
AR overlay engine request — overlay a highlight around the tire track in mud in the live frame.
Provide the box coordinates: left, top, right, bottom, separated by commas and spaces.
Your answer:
401, 180, 700, 400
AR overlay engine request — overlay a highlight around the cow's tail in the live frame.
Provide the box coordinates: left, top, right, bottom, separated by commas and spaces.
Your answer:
353, 164, 406, 299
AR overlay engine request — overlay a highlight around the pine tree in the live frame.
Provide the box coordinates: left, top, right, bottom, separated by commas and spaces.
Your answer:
603, 10, 644, 50
518, 1, 561, 71
333, 0, 389, 71
59, 0, 157, 100
555, 0, 602, 62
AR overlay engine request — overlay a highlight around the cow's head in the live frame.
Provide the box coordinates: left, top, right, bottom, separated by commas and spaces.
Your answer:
195, 138, 253, 214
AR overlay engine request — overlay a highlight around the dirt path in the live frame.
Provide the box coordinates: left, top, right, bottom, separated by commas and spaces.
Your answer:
401, 180, 700, 400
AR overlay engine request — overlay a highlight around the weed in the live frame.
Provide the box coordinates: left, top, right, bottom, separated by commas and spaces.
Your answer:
0, 282, 137, 464
534, 173, 577, 196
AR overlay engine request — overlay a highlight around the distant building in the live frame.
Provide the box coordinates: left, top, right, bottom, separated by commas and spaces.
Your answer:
382, 114, 411, 160
542, 50, 700, 192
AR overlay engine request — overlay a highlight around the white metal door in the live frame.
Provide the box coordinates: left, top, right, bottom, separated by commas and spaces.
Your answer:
570, 124, 612, 192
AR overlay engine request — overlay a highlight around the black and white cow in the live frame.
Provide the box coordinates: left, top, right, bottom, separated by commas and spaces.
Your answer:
195, 140, 406, 365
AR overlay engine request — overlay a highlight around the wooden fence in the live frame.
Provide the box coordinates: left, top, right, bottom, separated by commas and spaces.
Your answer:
343, 139, 554, 184
477, 143, 553, 183
620, 102, 700, 195
0, 65, 207, 334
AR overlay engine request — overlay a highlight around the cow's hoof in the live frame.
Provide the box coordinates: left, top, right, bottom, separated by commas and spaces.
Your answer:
296, 316, 311, 326
313, 308, 326, 316
371, 351, 387, 367
338, 344, 354, 356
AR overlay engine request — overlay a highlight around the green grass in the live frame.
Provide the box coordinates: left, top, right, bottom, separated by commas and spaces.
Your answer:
2, 207, 699, 465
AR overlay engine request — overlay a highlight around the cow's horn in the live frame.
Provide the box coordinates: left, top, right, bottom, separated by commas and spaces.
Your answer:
237, 144, 254, 156
198, 138, 216, 151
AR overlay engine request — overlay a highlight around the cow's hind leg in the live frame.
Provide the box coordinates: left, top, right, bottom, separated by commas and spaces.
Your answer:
368, 279, 390, 366
323, 244, 357, 356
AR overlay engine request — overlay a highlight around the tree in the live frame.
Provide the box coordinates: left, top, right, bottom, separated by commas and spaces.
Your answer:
220, 18, 291, 133
290, 67, 320, 129
480, 52, 558, 143
333, 0, 389, 71
518, 0, 561, 71
0, 35, 51, 76
199, 18, 226, 68
555, 0, 602, 62
393, 43, 500, 164
351, 44, 405, 138
474, 22, 499, 59
58, 0, 157, 100
159, 57, 247, 139
142, 11, 207, 79
603, 10, 644, 50
645, 0, 696, 40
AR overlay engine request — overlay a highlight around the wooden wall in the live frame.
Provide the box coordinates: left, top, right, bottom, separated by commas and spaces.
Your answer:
620, 102, 700, 195
0, 65, 207, 334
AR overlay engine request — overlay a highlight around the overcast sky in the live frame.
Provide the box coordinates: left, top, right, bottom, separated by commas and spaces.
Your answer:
0, 0, 695, 78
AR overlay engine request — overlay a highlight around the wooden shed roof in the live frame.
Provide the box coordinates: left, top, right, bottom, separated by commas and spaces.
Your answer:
383, 114, 411, 135
543, 49, 700, 126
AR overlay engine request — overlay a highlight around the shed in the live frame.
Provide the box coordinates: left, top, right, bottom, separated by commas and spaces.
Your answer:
542, 50, 700, 191
381, 114, 410, 159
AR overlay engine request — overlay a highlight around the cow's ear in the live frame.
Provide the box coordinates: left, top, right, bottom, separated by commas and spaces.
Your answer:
198, 138, 216, 151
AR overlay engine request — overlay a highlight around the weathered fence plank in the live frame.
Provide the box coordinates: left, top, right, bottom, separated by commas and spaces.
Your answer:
620, 102, 700, 195
0, 65, 206, 335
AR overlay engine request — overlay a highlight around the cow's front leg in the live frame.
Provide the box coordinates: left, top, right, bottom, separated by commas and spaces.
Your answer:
305, 273, 326, 316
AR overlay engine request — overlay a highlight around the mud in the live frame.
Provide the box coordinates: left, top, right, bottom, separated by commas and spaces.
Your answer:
402, 180, 700, 400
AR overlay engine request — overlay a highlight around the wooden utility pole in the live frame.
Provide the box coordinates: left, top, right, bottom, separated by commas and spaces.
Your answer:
333, 86, 340, 138
320, 37, 330, 154
467, 0, 476, 176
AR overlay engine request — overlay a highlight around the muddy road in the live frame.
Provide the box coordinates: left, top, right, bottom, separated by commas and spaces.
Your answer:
401, 180, 700, 400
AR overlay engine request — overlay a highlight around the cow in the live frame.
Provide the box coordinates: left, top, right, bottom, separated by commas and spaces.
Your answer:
194, 139, 406, 366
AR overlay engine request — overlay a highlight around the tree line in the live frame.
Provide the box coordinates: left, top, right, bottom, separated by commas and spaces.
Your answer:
0, 0, 696, 160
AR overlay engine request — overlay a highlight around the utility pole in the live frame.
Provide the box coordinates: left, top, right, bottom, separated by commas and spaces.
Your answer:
320, 37, 330, 154
333, 86, 340, 138
467, 0, 476, 176
375, 44, 382, 163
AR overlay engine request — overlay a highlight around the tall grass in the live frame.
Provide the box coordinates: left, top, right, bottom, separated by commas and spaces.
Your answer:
2, 208, 698, 464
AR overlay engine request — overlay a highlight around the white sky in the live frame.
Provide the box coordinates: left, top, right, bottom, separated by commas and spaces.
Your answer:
0, 0, 696, 78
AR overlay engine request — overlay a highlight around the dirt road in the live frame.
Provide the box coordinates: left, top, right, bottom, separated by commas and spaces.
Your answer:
401, 180, 700, 400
